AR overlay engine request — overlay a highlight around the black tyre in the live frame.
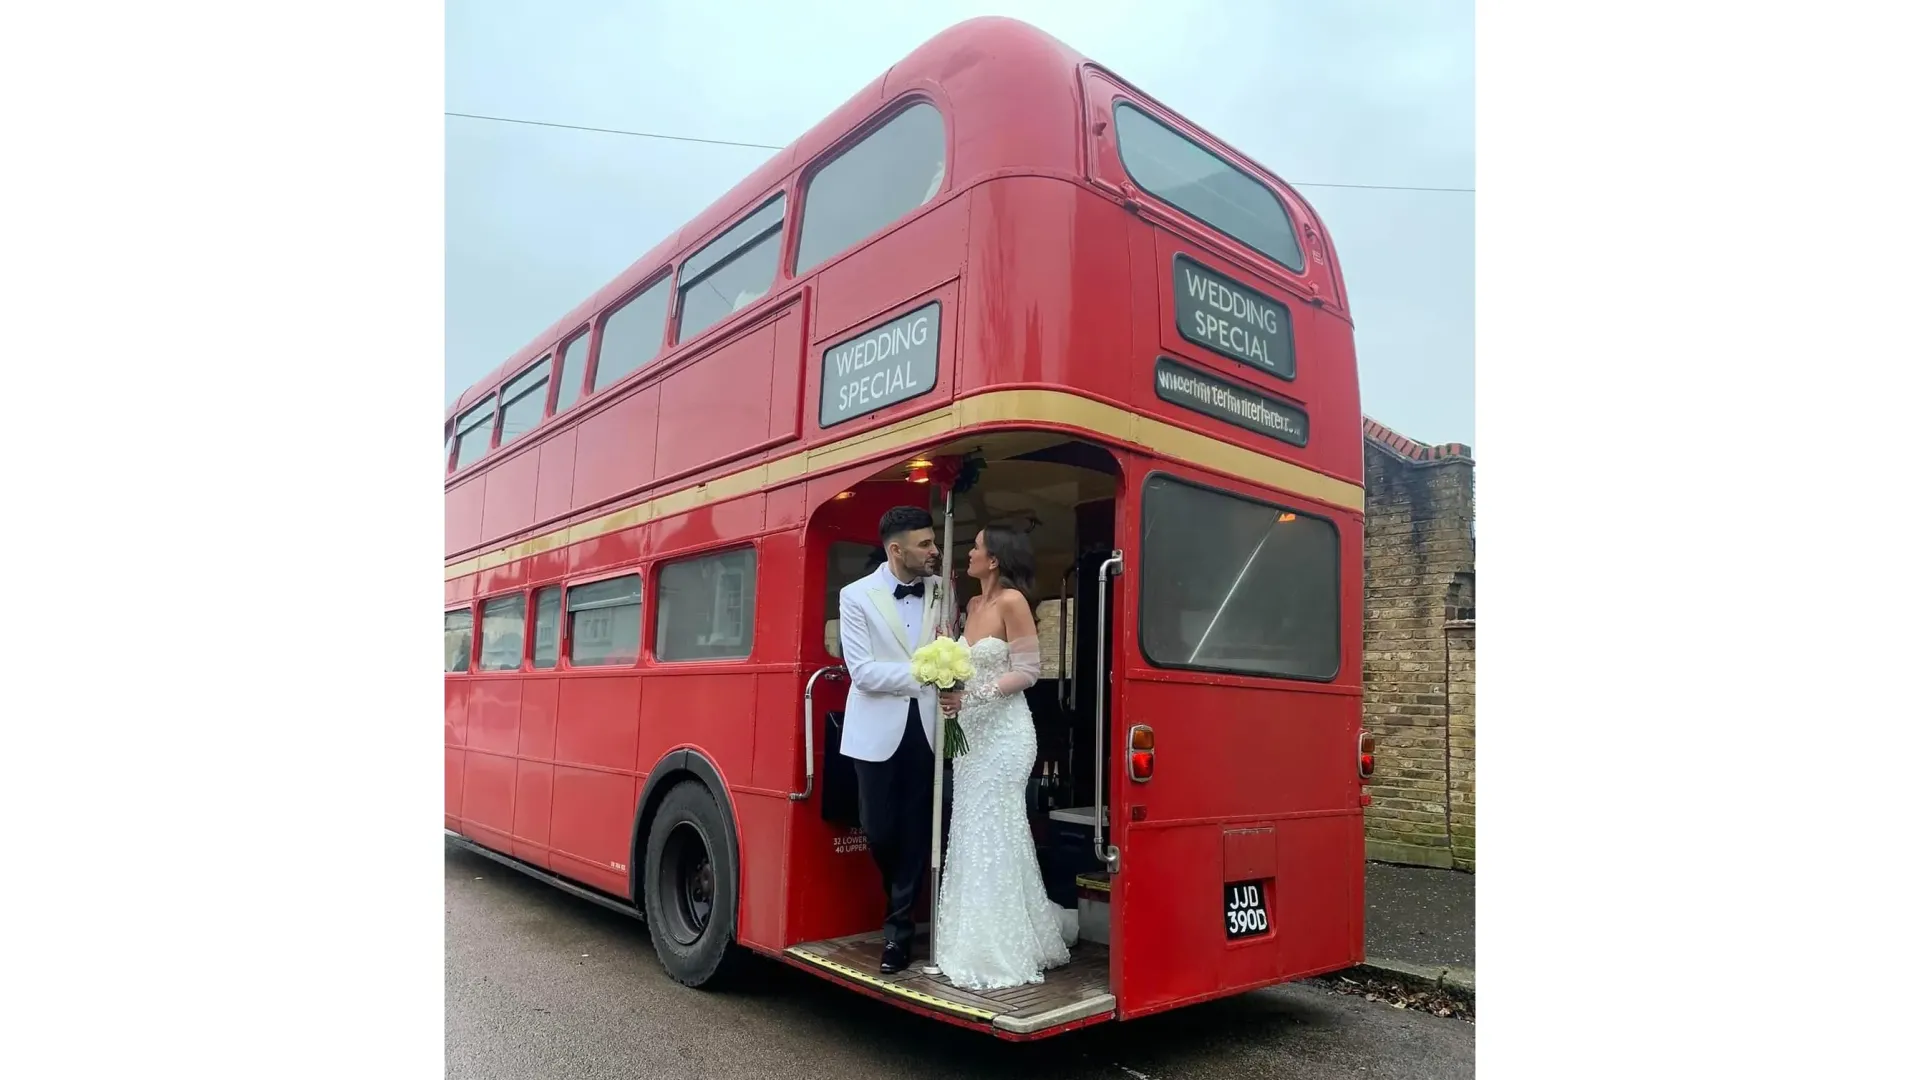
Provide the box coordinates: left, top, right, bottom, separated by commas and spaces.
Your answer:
643, 781, 742, 988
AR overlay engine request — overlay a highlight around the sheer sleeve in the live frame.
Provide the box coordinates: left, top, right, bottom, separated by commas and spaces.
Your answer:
997, 635, 1042, 694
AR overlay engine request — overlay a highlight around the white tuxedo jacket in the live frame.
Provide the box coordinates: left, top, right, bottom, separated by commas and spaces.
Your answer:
836, 564, 946, 762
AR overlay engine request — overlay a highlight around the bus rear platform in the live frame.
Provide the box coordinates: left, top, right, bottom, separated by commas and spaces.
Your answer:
784, 930, 1114, 1038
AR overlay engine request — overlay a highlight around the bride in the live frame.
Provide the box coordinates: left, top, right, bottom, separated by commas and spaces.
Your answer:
933, 524, 1072, 990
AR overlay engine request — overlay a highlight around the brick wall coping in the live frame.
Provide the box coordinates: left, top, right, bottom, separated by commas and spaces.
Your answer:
1364, 417, 1474, 466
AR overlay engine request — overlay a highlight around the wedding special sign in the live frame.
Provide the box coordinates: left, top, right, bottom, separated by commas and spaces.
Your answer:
1171, 254, 1295, 381
818, 301, 941, 428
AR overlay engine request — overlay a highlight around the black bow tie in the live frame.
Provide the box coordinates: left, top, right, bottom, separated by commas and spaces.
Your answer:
894, 581, 925, 600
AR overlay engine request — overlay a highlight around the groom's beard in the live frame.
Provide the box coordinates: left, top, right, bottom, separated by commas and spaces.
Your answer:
895, 556, 937, 579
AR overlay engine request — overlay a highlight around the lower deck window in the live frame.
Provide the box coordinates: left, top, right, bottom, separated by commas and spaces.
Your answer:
444, 609, 473, 673
657, 549, 757, 662
568, 575, 642, 666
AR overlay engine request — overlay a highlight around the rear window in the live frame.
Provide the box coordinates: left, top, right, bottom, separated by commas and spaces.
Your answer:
1138, 475, 1338, 680
1113, 104, 1304, 272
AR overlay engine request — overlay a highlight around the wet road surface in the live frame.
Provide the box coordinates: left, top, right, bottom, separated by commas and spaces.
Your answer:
446, 844, 1473, 1079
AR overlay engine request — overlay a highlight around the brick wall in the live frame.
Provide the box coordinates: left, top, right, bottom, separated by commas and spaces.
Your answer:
1361, 425, 1475, 870
1445, 614, 1475, 870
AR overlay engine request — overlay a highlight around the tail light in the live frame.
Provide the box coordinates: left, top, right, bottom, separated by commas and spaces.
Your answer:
1357, 731, 1376, 782
1128, 725, 1154, 782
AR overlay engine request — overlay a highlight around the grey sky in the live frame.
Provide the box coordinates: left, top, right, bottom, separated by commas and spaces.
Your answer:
447, 1, 1473, 447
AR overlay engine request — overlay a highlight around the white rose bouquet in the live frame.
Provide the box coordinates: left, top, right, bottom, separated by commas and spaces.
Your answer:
910, 635, 975, 758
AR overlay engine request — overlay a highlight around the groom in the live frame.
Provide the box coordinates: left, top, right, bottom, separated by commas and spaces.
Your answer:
837, 505, 944, 974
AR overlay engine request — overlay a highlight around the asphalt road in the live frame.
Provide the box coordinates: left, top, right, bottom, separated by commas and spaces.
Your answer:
447, 844, 1473, 1080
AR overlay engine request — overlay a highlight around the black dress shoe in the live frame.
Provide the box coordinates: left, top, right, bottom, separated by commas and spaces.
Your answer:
879, 940, 911, 974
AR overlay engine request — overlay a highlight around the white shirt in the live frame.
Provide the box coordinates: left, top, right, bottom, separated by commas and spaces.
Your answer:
889, 565, 925, 648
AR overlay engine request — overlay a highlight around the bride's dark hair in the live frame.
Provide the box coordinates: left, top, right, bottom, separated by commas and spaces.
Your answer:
981, 524, 1036, 601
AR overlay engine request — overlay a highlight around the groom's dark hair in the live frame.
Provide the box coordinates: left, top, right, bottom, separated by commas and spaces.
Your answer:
879, 505, 934, 544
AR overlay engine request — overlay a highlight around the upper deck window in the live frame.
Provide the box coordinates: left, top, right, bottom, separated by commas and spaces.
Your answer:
594, 280, 670, 392
451, 397, 496, 472
678, 195, 786, 342
497, 357, 551, 447
1113, 104, 1304, 272
795, 103, 946, 274
555, 331, 592, 414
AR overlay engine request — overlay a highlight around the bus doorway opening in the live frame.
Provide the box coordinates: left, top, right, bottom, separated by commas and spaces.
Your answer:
790, 434, 1124, 1036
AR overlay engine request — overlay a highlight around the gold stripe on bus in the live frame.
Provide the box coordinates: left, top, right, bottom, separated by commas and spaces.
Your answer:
446, 389, 1365, 581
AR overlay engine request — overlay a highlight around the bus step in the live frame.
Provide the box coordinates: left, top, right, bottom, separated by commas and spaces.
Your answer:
1075, 873, 1111, 946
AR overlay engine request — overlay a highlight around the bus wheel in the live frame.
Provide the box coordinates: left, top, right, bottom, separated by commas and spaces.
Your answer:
643, 781, 742, 988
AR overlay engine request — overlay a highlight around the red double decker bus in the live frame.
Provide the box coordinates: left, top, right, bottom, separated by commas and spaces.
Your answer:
445, 17, 1371, 1039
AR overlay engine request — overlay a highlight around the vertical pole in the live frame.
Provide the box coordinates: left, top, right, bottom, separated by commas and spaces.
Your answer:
922, 483, 957, 976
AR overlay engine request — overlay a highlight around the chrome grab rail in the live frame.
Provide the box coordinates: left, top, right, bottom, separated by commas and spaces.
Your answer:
793, 665, 847, 801
1092, 552, 1122, 873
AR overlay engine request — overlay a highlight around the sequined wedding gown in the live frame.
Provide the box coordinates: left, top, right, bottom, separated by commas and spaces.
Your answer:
932, 635, 1072, 990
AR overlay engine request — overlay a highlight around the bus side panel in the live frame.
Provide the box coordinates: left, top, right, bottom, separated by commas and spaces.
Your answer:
479, 444, 541, 547
447, 475, 484, 557
445, 679, 470, 830
734, 791, 790, 951
461, 679, 522, 848
534, 427, 577, 525
958, 178, 1133, 403
512, 677, 559, 868
637, 676, 755, 785
549, 674, 642, 894
657, 311, 799, 481
572, 386, 661, 513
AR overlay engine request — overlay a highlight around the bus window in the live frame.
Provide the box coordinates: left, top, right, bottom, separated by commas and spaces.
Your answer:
677, 196, 786, 342
566, 575, 643, 667
497, 358, 551, 448
822, 540, 883, 656
1112, 104, 1304, 272
593, 280, 670, 392
478, 594, 527, 671
554, 331, 593, 414
1138, 475, 1338, 679
530, 586, 562, 669
656, 548, 757, 662
451, 397, 496, 471
795, 103, 946, 273
444, 608, 474, 673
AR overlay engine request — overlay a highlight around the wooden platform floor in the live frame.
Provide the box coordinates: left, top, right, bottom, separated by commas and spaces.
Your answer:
786, 930, 1114, 1034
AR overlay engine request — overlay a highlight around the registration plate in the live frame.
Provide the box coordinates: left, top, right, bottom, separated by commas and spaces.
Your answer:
1224, 881, 1269, 939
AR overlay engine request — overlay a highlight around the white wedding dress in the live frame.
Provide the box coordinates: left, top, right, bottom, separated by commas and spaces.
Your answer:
932, 635, 1072, 990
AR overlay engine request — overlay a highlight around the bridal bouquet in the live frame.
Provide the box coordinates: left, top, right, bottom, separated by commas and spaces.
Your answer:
910, 636, 974, 758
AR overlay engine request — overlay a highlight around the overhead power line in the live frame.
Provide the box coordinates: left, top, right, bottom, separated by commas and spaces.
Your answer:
446, 111, 783, 151
444, 111, 1474, 194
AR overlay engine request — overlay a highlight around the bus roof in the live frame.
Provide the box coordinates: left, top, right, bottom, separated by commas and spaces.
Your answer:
447, 17, 1329, 422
